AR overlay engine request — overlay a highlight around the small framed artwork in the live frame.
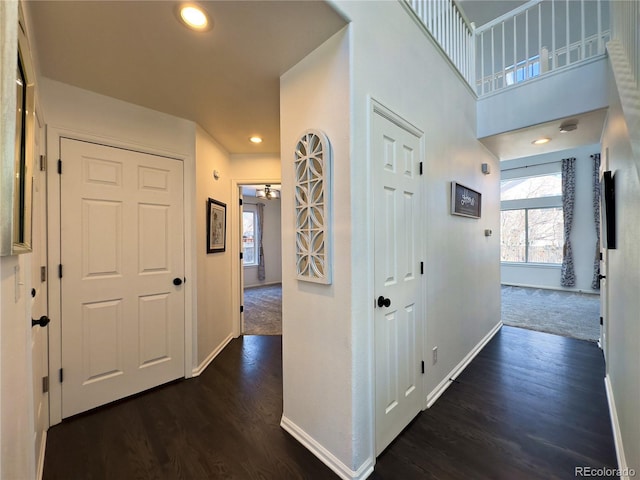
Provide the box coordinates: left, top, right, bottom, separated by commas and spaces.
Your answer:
207, 198, 226, 253
451, 182, 481, 219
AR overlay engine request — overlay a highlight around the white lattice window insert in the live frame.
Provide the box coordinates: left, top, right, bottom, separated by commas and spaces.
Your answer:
294, 130, 332, 284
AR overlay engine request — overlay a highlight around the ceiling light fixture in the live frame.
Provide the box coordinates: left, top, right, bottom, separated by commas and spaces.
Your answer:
255, 185, 280, 200
532, 137, 551, 145
177, 4, 211, 31
249, 136, 263, 144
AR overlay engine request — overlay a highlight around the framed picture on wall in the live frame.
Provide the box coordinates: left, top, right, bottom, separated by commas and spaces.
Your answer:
207, 198, 226, 253
451, 181, 481, 219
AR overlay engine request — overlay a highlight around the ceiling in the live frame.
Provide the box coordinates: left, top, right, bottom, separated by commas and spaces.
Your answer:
26, 1, 605, 161
25, 1, 347, 154
457, 0, 528, 28
479, 108, 608, 161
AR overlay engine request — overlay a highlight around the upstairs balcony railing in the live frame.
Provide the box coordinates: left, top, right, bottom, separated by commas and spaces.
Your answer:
405, 0, 611, 97
475, 0, 610, 96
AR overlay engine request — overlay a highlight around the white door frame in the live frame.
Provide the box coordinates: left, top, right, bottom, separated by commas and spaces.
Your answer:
230, 178, 281, 337
368, 97, 427, 456
46, 127, 195, 425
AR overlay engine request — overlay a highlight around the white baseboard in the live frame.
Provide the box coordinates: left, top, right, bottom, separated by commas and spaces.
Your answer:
280, 416, 374, 480
36, 430, 47, 480
191, 333, 234, 377
427, 321, 502, 407
605, 375, 631, 479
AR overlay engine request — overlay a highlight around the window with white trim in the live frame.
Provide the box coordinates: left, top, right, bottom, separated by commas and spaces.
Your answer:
500, 172, 564, 264
242, 210, 258, 266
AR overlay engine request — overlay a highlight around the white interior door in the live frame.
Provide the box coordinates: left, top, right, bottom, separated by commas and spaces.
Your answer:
60, 138, 185, 418
31, 112, 48, 474
373, 106, 424, 455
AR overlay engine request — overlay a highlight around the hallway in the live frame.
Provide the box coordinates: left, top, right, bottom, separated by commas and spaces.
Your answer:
43, 327, 616, 479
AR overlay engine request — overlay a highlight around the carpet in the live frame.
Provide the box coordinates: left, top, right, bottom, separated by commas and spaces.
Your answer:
243, 284, 282, 335
501, 285, 601, 341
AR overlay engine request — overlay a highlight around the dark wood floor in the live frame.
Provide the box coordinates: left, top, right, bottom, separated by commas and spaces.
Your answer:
43, 326, 617, 480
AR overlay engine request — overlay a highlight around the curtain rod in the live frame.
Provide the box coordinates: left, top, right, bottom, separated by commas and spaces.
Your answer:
500, 159, 561, 173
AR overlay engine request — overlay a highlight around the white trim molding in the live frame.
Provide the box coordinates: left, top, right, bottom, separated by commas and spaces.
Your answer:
280, 416, 374, 480
604, 375, 632, 479
427, 321, 502, 407
191, 333, 234, 377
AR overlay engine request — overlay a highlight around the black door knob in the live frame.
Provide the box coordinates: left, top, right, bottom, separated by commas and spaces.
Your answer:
173, 277, 183, 286
598, 274, 606, 280
377, 296, 391, 308
32, 315, 50, 328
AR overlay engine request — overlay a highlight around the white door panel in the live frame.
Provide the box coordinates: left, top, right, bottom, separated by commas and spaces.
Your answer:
373, 108, 424, 455
60, 139, 184, 418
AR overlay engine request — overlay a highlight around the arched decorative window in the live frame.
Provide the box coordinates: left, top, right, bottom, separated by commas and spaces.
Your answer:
294, 130, 332, 284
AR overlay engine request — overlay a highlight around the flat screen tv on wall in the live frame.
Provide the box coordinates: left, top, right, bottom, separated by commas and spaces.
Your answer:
602, 170, 616, 250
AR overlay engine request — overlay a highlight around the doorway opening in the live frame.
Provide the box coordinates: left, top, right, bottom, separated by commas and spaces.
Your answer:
239, 184, 283, 336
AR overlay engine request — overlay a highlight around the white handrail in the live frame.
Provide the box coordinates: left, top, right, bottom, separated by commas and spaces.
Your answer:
406, 0, 475, 89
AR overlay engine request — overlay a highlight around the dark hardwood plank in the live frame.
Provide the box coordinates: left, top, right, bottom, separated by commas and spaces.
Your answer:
43, 336, 337, 480
371, 326, 617, 480
44, 327, 617, 480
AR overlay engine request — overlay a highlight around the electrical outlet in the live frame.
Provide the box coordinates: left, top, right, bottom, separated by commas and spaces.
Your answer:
432, 346, 438, 365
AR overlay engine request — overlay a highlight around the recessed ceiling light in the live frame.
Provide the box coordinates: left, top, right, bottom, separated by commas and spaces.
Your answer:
249, 136, 263, 144
532, 137, 551, 145
178, 4, 211, 31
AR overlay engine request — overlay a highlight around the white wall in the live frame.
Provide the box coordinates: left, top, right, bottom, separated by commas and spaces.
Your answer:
478, 57, 609, 138
242, 196, 282, 288
282, 1, 500, 476
195, 127, 234, 368
601, 62, 640, 474
501, 144, 601, 292
0, 2, 26, 479
280, 26, 355, 477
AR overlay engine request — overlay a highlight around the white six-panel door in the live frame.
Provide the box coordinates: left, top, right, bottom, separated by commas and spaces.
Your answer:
373, 106, 424, 455
60, 138, 185, 418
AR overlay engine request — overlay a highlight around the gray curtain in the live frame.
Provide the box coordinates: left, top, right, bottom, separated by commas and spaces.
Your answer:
257, 203, 266, 281
591, 153, 601, 290
560, 157, 576, 287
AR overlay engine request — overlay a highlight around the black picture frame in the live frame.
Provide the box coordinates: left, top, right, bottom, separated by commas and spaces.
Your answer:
451, 181, 481, 219
207, 198, 226, 253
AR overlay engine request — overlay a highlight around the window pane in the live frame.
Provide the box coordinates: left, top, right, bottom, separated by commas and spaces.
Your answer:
528, 207, 564, 264
501, 173, 562, 200
501, 210, 526, 262
242, 211, 256, 265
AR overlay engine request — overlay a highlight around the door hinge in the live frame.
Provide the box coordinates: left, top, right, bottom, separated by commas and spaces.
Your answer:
240, 252, 243, 260
421, 360, 425, 374
39, 155, 46, 172
42, 376, 49, 393
420, 262, 424, 275
239, 198, 243, 206
57, 159, 62, 174
600, 316, 603, 325
599, 252, 603, 261
419, 162, 423, 175
240, 305, 244, 313
59, 368, 64, 383
58, 264, 63, 278
40, 266, 46, 283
